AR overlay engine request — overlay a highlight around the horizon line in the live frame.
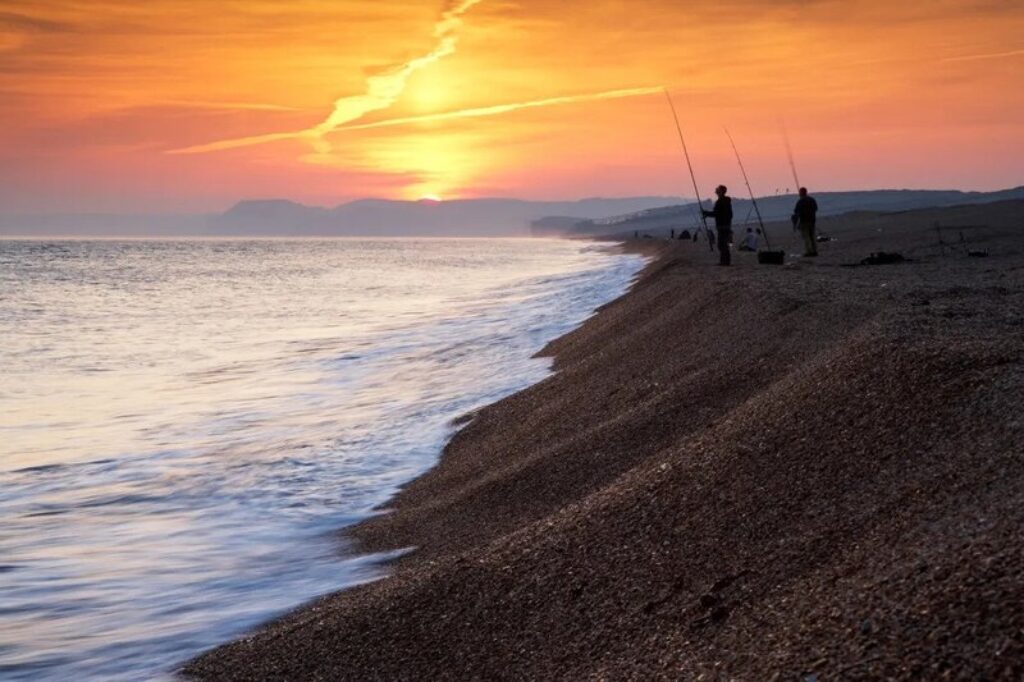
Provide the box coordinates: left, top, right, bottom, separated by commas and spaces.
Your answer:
2, 185, 1022, 218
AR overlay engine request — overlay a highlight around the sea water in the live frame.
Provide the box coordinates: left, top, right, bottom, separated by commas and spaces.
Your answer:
0, 238, 644, 681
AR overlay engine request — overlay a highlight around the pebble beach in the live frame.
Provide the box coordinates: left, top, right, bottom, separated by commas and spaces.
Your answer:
185, 199, 1024, 680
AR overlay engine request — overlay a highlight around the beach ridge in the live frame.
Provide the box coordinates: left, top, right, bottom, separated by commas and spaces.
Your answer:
185, 202, 1024, 680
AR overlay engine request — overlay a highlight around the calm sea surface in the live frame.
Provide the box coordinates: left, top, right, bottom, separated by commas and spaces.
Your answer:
0, 238, 645, 681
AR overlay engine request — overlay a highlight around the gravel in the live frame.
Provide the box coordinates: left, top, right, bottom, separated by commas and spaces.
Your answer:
185, 200, 1024, 681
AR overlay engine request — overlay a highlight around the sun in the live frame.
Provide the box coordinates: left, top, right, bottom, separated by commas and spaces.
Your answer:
419, 193, 443, 202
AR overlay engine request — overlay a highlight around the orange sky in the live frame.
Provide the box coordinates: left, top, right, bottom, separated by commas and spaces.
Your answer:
1, 1, 1022, 213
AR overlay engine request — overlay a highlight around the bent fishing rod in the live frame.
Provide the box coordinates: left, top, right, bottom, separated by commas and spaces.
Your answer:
664, 88, 709, 233
723, 127, 771, 249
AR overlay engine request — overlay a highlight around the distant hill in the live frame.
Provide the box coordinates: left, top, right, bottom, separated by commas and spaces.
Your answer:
539, 187, 1024, 238
4, 189, 1020, 238
211, 196, 685, 237
0, 197, 683, 237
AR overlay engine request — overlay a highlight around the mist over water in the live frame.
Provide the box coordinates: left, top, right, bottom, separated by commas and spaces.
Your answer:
0, 238, 645, 681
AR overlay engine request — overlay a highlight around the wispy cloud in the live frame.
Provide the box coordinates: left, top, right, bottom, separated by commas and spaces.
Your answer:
0, 10, 72, 33
170, 0, 485, 156
159, 100, 301, 112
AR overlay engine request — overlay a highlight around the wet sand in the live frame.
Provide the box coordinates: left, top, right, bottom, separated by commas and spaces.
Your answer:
185, 200, 1024, 680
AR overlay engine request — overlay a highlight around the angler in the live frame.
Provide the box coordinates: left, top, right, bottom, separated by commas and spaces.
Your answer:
702, 185, 734, 266
792, 187, 819, 257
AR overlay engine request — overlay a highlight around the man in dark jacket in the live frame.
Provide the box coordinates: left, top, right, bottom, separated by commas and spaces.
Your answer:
792, 187, 819, 257
702, 184, 733, 265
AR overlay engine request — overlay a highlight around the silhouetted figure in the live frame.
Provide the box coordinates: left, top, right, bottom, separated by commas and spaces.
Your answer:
670, 228, 675, 239
792, 187, 819, 257
702, 185, 733, 265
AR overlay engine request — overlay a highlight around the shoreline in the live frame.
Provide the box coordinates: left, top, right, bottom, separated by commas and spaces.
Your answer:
185, 200, 1024, 680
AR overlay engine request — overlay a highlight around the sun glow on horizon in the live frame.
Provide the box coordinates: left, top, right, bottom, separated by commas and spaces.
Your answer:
1, 1, 1022, 214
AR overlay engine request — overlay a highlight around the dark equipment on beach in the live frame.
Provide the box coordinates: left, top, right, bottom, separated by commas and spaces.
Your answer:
664, 89, 711, 244
757, 250, 785, 265
968, 250, 989, 258
723, 127, 785, 265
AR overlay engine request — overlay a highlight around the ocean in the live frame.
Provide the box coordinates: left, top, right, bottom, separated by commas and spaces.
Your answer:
0, 237, 645, 681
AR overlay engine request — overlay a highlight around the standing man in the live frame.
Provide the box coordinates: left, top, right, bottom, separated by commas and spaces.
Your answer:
702, 185, 733, 266
792, 187, 819, 257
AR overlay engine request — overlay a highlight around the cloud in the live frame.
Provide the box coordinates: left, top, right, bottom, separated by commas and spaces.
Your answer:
170, 0, 485, 156
0, 9, 74, 52
159, 100, 302, 112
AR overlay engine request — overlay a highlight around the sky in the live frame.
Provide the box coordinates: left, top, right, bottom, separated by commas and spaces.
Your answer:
1, 0, 1022, 214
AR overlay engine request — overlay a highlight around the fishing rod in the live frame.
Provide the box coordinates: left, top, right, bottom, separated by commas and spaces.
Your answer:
781, 119, 815, 244
723, 127, 771, 249
664, 89, 709, 236
779, 118, 801, 191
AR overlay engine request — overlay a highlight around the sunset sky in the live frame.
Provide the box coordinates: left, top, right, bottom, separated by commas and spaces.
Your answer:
1, 1, 1022, 213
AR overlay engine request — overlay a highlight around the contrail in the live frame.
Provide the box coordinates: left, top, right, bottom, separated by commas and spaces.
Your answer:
330, 86, 664, 133
170, 0, 484, 155
940, 47, 1024, 63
